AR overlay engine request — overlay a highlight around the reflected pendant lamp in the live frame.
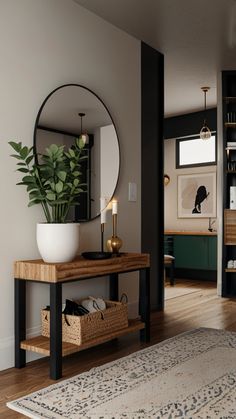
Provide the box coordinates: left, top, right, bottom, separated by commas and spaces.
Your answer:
78, 112, 89, 144
200, 87, 211, 140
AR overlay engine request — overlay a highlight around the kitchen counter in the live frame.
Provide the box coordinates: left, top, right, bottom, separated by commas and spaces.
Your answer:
165, 230, 217, 236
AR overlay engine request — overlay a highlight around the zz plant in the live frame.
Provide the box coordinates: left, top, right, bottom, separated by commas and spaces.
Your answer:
9, 139, 87, 223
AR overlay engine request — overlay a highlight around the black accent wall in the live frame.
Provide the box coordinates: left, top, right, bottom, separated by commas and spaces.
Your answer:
164, 108, 217, 140
141, 42, 164, 310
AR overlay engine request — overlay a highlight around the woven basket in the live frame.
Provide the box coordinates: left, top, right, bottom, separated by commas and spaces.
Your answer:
41, 300, 128, 346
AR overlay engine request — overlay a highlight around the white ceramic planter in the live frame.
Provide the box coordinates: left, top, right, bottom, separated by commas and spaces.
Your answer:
36, 223, 80, 263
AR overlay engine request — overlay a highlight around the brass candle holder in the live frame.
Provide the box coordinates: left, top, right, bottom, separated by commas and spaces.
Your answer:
107, 213, 122, 255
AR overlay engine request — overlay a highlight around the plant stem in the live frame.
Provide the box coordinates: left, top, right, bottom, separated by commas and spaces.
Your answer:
40, 203, 49, 222
52, 205, 55, 223
63, 200, 73, 222
59, 204, 62, 222
43, 202, 51, 223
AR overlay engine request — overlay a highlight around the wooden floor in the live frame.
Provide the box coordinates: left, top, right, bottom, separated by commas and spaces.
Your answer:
2, 280, 236, 418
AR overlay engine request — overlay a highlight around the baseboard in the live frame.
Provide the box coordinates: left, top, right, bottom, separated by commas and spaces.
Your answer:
0, 301, 140, 371
166, 268, 217, 281
0, 325, 43, 371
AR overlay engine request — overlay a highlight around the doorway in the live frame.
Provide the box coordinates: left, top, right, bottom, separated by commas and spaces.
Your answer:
163, 110, 218, 301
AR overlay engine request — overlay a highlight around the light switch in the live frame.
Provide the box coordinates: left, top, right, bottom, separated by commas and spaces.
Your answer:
128, 182, 137, 202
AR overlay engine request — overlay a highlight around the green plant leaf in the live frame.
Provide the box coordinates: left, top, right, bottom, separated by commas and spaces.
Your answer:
20, 146, 29, 159
9, 141, 22, 153
22, 175, 36, 184
64, 152, 71, 159
49, 144, 59, 155
57, 171, 66, 182
68, 148, 75, 158
29, 191, 41, 199
49, 182, 55, 191
46, 192, 56, 201
72, 171, 81, 177
27, 184, 40, 192
26, 155, 34, 165
17, 168, 29, 173
78, 137, 86, 149
73, 178, 79, 187
55, 181, 63, 193
10, 154, 23, 160
70, 161, 75, 171
28, 199, 41, 207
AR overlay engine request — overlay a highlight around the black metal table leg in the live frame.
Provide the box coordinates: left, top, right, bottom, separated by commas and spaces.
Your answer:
15, 278, 26, 368
139, 268, 150, 342
109, 273, 119, 301
50, 283, 62, 380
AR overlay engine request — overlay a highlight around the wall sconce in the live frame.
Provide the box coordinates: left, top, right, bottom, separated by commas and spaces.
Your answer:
200, 87, 211, 140
164, 174, 170, 186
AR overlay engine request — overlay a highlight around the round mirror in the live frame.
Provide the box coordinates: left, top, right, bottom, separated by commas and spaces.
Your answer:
34, 84, 120, 222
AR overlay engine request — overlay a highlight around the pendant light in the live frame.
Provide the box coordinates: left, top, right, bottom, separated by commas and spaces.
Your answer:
200, 87, 211, 140
78, 112, 89, 145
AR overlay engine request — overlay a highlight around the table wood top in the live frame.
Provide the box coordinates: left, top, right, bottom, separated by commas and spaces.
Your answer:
14, 252, 150, 283
165, 230, 217, 236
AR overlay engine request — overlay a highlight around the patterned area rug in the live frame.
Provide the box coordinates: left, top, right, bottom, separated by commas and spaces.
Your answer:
7, 328, 236, 418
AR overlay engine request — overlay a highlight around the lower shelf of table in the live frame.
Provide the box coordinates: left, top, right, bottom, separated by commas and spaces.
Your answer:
20, 319, 145, 357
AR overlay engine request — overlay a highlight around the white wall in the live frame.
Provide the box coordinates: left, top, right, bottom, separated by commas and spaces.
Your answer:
164, 138, 217, 231
0, 0, 141, 370
37, 129, 70, 153
100, 124, 119, 199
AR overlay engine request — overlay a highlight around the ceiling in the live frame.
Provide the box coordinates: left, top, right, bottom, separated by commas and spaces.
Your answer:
73, 0, 236, 116
38, 85, 112, 134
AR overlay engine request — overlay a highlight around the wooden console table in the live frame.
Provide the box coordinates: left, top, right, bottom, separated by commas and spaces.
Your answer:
14, 252, 150, 380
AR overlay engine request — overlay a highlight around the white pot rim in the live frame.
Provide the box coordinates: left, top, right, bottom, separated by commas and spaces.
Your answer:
37, 222, 80, 225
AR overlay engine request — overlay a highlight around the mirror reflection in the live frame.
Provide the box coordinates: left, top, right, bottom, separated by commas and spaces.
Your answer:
34, 84, 120, 222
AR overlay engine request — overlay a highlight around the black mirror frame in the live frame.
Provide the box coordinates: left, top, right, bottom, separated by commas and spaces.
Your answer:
33, 83, 121, 223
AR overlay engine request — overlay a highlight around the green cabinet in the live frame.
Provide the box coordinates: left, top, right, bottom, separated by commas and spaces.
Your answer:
172, 235, 217, 271
208, 236, 217, 270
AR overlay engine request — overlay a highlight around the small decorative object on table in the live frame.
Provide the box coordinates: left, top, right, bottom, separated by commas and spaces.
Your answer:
107, 200, 123, 255
82, 251, 112, 260
82, 197, 111, 260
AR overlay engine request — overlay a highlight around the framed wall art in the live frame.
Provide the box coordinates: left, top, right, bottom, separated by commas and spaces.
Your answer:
177, 172, 216, 218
